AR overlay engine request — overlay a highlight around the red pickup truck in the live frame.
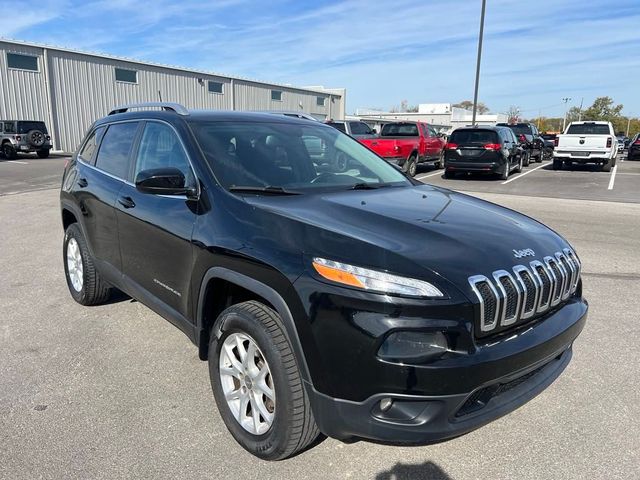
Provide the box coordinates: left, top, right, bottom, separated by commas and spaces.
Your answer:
359, 121, 446, 176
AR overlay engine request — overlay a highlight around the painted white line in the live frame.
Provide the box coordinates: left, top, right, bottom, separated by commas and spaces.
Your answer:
502, 161, 550, 185
607, 164, 618, 190
7, 160, 29, 165
416, 170, 444, 180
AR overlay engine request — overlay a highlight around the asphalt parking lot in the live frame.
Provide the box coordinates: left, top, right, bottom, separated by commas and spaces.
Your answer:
1, 153, 639, 480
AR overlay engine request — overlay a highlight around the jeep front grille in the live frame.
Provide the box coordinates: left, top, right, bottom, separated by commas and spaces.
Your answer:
468, 249, 581, 336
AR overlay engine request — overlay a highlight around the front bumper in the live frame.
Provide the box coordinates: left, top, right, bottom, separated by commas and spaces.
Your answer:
305, 294, 587, 444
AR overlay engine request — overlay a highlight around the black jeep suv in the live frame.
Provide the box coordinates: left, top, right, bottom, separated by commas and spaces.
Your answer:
60, 103, 587, 460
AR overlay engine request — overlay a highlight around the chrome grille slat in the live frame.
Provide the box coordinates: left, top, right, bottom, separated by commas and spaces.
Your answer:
469, 249, 581, 336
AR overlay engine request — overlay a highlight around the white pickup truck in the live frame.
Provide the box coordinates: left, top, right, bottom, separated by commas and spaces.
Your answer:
553, 121, 617, 171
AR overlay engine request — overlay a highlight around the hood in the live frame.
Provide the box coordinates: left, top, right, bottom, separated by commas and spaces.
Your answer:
243, 184, 570, 288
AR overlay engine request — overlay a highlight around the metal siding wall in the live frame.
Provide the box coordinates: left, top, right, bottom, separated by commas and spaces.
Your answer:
233, 80, 332, 119
0, 42, 48, 123
1, 41, 343, 152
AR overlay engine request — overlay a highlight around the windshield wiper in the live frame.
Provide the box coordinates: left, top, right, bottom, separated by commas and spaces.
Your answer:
228, 185, 301, 195
350, 182, 399, 190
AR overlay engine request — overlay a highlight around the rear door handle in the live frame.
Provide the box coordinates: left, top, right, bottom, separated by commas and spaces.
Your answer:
117, 196, 136, 209
77, 178, 88, 188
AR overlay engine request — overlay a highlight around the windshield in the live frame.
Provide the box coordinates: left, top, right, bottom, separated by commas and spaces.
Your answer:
381, 123, 419, 137
17, 121, 48, 134
190, 121, 411, 192
566, 124, 611, 135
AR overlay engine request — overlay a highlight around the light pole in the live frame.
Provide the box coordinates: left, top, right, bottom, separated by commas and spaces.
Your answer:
627, 116, 632, 137
561, 97, 571, 132
471, 0, 487, 126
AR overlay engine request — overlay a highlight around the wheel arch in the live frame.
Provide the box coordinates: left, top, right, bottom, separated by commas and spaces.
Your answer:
196, 267, 312, 383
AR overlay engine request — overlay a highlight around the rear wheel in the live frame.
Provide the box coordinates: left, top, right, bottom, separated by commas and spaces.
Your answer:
435, 150, 444, 169
514, 156, 523, 173
403, 155, 417, 177
443, 169, 453, 179
209, 301, 319, 460
63, 223, 111, 305
2, 143, 17, 160
602, 160, 612, 172
36, 149, 50, 158
499, 164, 509, 180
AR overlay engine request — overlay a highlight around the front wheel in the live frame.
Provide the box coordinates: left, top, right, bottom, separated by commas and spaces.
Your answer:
209, 301, 319, 460
2, 143, 17, 160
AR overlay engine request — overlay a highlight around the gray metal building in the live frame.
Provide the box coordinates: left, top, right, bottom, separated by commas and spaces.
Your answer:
0, 39, 346, 153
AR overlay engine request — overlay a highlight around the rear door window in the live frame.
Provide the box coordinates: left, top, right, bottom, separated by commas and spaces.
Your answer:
95, 122, 140, 179
78, 126, 105, 164
449, 130, 498, 145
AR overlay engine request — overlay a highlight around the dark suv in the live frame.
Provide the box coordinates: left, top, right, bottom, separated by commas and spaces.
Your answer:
443, 126, 525, 179
1, 120, 52, 158
60, 102, 587, 460
497, 122, 544, 162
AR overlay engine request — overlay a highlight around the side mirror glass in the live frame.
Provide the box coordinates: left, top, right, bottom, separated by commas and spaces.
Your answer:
135, 167, 195, 197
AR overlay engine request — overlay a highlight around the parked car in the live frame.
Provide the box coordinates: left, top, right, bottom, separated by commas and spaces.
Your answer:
627, 133, 640, 160
617, 138, 625, 152
443, 126, 524, 180
541, 133, 556, 160
0, 120, 52, 159
60, 102, 587, 460
325, 120, 377, 139
553, 121, 617, 171
360, 121, 446, 176
497, 122, 544, 162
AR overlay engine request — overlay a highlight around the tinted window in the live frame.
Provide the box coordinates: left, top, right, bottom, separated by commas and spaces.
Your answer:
189, 121, 409, 191
208, 81, 223, 94
7, 53, 38, 71
566, 124, 611, 135
381, 123, 419, 136
271, 90, 283, 101
498, 124, 532, 136
17, 121, 48, 134
327, 122, 346, 133
115, 68, 137, 83
78, 127, 105, 163
4, 122, 16, 133
134, 122, 195, 187
349, 122, 372, 135
95, 122, 139, 179
449, 129, 499, 144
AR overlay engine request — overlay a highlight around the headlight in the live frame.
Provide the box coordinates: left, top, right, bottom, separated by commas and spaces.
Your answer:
312, 257, 444, 298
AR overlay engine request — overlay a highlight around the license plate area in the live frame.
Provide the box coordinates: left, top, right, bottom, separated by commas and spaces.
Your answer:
572, 151, 590, 156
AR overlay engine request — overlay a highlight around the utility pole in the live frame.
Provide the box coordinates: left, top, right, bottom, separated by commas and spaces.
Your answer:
471, 0, 487, 126
627, 116, 632, 137
562, 97, 571, 132
577, 97, 584, 121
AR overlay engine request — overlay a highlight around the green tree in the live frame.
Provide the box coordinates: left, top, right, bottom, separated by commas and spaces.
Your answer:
582, 96, 624, 121
453, 100, 489, 114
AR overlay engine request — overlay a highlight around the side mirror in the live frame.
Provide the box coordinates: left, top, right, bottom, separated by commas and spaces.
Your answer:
135, 167, 196, 197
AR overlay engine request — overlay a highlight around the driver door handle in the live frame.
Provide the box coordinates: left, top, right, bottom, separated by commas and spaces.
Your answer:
118, 196, 136, 209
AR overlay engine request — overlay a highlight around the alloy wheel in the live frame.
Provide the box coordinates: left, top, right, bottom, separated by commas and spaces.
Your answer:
219, 332, 275, 435
66, 238, 84, 292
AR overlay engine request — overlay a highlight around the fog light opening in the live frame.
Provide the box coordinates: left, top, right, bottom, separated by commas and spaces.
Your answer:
378, 330, 449, 363
380, 398, 393, 412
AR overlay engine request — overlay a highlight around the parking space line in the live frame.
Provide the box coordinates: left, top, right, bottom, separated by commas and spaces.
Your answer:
502, 161, 550, 185
416, 170, 444, 180
608, 165, 618, 190
7, 160, 29, 165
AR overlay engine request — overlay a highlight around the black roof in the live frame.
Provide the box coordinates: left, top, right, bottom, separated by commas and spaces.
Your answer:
453, 125, 505, 132
97, 109, 324, 126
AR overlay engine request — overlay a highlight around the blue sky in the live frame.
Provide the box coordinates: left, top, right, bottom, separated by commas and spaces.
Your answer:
3, 0, 640, 117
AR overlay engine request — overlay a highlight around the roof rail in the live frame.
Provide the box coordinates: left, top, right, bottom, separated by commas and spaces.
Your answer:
108, 102, 189, 116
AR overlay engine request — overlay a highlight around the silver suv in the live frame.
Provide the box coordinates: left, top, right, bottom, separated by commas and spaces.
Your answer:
1, 120, 52, 159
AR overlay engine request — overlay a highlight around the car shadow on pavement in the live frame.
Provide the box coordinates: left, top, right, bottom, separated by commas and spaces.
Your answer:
101, 289, 136, 306
375, 461, 453, 480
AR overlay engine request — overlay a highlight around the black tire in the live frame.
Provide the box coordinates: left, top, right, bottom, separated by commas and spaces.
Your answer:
499, 164, 509, 180
2, 143, 17, 160
443, 169, 453, 179
26, 129, 45, 148
403, 155, 417, 177
552, 159, 563, 170
63, 223, 111, 305
602, 160, 612, 172
209, 301, 319, 460
37, 149, 50, 158
514, 156, 523, 174
522, 152, 530, 167
435, 150, 444, 169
